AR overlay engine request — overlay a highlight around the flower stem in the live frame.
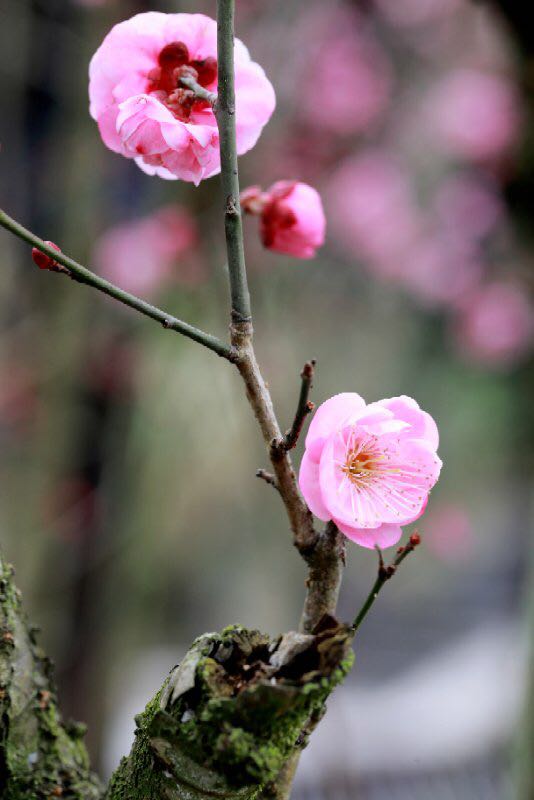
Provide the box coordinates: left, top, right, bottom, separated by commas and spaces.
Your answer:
0, 208, 233, 360
179, 74, 217, 106
352, 534, 422, 632
281, 359, 316, 452
215, 0, 251, 324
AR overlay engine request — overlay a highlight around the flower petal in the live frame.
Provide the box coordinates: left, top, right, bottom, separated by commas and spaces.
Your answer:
305, 393, 366, 463
334, 520, 402, 549
378, 395, 439, 449
298, 450, 330, 521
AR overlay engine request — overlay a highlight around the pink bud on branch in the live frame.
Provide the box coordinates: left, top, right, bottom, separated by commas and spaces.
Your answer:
241, 181, 325, 258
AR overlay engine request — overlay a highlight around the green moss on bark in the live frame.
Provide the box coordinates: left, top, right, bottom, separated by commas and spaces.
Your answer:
107, 621, 353, 799
0, 556, 102, 800
1, 554, 353, 800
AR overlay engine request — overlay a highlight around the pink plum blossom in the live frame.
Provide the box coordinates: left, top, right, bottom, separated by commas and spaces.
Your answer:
425, 69, 521, 162
93, 205, 201, 297
241, 181, 325, 259
454, 282, 534, 368
89, 12, 275, 184
299, 393, 442, 549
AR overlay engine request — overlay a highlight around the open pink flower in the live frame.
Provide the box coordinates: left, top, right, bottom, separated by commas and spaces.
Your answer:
241, 181, 325, 258
299, 394, 442, 549
93, 205, 201, 296
89, 12, 275, 184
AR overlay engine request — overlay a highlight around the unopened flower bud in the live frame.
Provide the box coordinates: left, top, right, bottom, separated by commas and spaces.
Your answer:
32, 241, 62, 271
242, 181, 326, 259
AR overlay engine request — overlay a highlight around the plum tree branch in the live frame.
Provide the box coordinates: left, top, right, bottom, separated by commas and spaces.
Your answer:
214, 0, 343, 628
0, 208, 233, 361
352, 534, 422, 632
215, 0, 251, 324
213, 9, 345, 795
256, 468, 278, 490
299, 521, 346, 635
279, 359, 315, 452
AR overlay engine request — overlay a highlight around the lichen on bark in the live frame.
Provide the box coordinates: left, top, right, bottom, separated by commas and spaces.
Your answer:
1, 552, 353, 800
0, 555, 102, 800
107, 620, 353, 799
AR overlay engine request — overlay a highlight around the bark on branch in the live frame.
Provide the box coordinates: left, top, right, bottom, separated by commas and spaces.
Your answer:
106, 622, 353, 800
278, 361, 315, 454
0, 555, 102, 800
0, 555, 353, 800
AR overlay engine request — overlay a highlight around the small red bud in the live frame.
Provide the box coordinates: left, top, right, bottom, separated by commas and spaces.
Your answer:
32, 241, 61, 271
409, 532, 421, 547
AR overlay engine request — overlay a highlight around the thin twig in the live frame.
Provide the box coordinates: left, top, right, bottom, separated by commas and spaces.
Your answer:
352, 533, 422, 632
255, 469, 279, 491
281, 360, 315, 452
233, 339, 317, 552
213, 0, 317, 556
215, 0, 251, 324
179, 74, 217, 107
0, 208, 233, 360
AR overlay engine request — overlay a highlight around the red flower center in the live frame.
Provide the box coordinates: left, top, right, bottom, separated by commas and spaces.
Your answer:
147, 41, 217, 122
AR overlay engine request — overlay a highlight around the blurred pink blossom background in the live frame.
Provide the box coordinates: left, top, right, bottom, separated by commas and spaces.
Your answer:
93, 205, 202, 297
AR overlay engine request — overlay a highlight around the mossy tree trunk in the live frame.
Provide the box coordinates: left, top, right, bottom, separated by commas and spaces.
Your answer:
0, 554, 353, 800
0, 555, 102, 800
